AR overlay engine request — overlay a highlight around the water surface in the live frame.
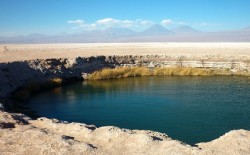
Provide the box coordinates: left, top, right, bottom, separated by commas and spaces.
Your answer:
27, 76, 250, 144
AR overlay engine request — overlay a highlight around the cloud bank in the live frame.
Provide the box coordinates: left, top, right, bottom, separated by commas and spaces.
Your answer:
68, 18, 155, 31
68, 18, 219, 31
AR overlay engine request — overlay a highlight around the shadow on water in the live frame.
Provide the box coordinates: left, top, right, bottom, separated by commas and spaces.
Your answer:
26, 76, 250, 145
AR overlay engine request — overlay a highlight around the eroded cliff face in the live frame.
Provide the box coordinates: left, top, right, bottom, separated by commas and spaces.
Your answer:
0, 55, 250, 155
0, 55, 249, 98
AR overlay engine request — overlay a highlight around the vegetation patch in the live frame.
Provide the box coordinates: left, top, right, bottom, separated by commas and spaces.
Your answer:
87, 67, 250, 80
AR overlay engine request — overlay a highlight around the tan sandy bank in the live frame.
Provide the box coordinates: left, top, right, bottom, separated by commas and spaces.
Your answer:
1, 42, 250, 63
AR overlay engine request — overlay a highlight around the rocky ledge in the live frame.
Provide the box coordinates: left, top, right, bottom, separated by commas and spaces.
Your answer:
0, 55, 250, 155
1, 55, 249, 98
0, 110, 250, 155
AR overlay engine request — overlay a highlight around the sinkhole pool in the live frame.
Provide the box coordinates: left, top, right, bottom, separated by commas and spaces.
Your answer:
27, 76, 250, 144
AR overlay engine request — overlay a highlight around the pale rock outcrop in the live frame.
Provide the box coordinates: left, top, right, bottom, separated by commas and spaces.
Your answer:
0, 111, 250, 155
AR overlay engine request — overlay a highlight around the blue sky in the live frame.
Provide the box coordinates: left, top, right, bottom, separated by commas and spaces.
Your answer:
0, 0, 250, 36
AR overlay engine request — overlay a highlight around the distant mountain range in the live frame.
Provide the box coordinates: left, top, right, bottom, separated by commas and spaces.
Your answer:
1, 24, 250, 43
139, 24, 172, 35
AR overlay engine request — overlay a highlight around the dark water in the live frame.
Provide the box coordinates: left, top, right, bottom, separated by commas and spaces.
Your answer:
27, 76, 250, 144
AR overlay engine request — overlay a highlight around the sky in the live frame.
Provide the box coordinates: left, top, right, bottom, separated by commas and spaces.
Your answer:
0, 0, 250, 36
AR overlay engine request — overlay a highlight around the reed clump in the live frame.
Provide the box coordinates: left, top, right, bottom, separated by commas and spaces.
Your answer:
87, 66, 250, 80
87, 67, 151, 80
49, 78, 63, 85
153, 67, 231, 76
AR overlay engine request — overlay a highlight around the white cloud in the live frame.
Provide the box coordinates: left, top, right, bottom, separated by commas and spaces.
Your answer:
68, 19, 97, 30
67, 19, 84, 25
161, 19, 188, 27
136, 19, 154, 26
161, 19, 173, 26
68, 18, 154, 31
96, 18, 130, 27
96, 18, 151, 28
96, 18, 117, 25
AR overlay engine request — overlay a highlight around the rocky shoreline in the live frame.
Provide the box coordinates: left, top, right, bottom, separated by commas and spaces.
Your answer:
1, 55, 250, 154
1, 55, 250, 98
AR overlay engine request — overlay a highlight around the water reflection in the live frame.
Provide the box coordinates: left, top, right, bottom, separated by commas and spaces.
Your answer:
27, 76, 250, 145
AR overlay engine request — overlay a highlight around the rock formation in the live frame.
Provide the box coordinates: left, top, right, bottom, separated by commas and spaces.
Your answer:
0, 111, 250, 155
1, 55, 249, 98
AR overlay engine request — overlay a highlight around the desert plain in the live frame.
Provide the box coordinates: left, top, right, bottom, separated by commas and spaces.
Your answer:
1, 42, 250, 63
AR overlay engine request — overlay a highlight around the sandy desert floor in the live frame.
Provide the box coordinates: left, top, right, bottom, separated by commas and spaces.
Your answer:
1, 42, 250, 63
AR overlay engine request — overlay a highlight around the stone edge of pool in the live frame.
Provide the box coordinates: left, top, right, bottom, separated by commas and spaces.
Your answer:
0, 55, 250, 155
